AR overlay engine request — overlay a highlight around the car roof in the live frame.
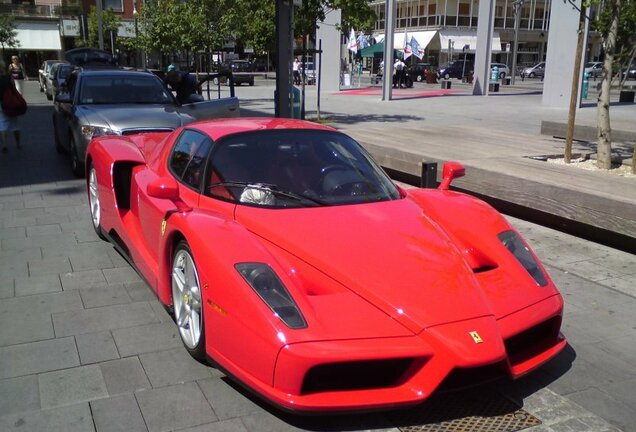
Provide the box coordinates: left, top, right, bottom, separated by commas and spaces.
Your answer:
76, 68, 156, 78
187, 118, 337, 141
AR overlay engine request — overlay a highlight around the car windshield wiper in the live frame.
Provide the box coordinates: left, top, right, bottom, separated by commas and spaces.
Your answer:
210, 181, 327, 207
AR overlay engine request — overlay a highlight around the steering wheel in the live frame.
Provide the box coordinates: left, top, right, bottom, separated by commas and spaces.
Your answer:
319, 165, 372, 196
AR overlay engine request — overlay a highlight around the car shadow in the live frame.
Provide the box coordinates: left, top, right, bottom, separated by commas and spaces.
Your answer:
0, 104, 78, 189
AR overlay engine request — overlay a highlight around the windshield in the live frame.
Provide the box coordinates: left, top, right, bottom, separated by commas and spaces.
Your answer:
207, 130, 400, 207
79, 75, 174, 105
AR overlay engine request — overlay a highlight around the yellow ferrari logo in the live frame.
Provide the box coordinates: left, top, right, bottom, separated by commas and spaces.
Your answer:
161, 220, 167, 236
469, 331, 483, 344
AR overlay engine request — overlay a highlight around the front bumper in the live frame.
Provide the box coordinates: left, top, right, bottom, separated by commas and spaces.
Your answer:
250, 295, 565, 412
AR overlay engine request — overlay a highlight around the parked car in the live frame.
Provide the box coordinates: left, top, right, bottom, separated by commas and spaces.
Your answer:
437, 60, 473, 79
521, 62, 545, 78
303, 61, 316, 85
623, 64, 636, 79
38, 60, 60, 93
221, 60, 255, 86
491, 63, 510, 79
86, 117, 567, 412
53, 68, 239, 177
46, 62, 72, 101
409, 62, 433, 82
584, 62, 603, 78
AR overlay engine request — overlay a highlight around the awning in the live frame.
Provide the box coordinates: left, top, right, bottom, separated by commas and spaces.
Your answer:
16, 21, 61, 50
358, 42, 404, 59
374, 30, 437, 51
438, 30, 502, 53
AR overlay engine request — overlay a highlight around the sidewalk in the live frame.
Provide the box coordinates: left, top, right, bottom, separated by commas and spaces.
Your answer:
258, 79, 636, 250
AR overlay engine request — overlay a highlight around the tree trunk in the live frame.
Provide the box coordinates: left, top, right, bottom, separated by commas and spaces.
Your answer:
597, 0, 620, 170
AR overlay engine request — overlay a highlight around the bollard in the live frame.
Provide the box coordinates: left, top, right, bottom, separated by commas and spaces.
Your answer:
420, 160, 438, 188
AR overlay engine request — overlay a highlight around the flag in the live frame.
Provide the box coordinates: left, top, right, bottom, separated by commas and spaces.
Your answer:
410, 36, 424, 60
403, 32, 412, 60
357, 34, 370, 50
348, 28, 358, 54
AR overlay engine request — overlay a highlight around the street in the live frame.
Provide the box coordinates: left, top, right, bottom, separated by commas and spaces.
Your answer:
0, 80, 634, 432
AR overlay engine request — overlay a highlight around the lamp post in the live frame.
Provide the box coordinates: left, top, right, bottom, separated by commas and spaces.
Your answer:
511, 0, 524, 85
133, 1, 139, 68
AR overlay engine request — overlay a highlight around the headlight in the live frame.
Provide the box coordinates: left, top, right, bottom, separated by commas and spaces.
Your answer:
498, 230, 548, 287
81, 125, 118, 139
235, 263, 307, 329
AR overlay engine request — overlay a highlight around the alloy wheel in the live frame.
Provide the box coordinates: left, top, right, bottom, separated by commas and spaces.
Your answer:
88, 166, 100, 231
172, 246, 203, 350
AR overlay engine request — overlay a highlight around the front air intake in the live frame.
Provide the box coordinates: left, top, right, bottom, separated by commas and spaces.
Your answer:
301, 358, 417, 395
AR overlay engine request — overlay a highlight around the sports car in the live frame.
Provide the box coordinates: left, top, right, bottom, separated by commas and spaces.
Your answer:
86, 118, 566, 412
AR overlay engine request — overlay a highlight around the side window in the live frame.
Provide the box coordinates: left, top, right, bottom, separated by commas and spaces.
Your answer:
169, 130, 213, 190
66, 74, 77, 98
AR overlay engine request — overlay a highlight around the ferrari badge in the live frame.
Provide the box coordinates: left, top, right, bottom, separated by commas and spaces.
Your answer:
469, 331, 483, 344
161, 220, 167, 236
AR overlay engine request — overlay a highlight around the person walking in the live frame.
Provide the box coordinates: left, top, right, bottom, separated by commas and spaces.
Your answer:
8, 56, 26, 95
0, 60, 23, 153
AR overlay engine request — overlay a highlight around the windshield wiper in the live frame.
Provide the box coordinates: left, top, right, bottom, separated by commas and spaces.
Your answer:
210, 181, 327, 206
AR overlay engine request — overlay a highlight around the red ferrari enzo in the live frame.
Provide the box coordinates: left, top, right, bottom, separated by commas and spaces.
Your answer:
86, 118, 566, 412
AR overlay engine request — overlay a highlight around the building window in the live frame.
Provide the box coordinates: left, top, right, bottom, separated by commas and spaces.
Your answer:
103, 0, 123, 12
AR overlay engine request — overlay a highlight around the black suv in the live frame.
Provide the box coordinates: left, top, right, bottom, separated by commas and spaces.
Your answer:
437, 60, 473, 79
221, 60, 255, 86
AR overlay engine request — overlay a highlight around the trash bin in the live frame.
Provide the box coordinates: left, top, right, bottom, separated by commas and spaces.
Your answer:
502, 76, 511, 85
292, 86, 301, 119
441, 80, 452, 89
619, 90, 635, 103
489, 82, 500, 92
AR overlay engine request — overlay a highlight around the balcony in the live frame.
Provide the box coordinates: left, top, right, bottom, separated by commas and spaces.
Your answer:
0, 3, 80, 18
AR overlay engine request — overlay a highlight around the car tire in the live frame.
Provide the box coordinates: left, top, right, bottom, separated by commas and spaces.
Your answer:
444, 73, 450, 80
249, 80, 254, 86
529, 72, 536, 78
499, 72, 506, 79
87, 163, 106, 240
70, 137, 85, 178
416, 74, 423, 82
172, 241, 206, 361
212, 77, 219, 85
46, 92, 53, 101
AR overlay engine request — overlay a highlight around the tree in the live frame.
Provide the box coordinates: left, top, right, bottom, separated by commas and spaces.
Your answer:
226, 0, 376, 54
592, 0, 636, 169
0, 15, 19, 55
78, 6, 122, 49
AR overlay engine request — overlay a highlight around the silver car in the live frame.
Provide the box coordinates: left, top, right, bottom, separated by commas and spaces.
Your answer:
53, 68, 239, 176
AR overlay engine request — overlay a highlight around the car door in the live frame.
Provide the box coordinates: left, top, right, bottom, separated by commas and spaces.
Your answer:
177, 97, 240, 121
53, 72, 78, 151
135, 129, 213, 272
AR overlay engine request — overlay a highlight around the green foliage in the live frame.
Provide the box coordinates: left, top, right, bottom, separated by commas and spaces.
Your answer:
592, 0, 636, 68
0, 15, 19, 53
86, 6, 122, 48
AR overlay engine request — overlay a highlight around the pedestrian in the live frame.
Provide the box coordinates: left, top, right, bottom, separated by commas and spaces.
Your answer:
394, 58, 406, 88
293, 57, 301, 85
164, 70, 204, 104
8, 55, 26, 95
0, 60, 23, 153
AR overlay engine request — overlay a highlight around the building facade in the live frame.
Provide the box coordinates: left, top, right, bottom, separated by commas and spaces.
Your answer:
2, 0, 141, 76
368, 0, 550, 68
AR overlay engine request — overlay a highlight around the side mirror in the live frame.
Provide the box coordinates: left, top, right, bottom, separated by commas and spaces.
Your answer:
438, 161, 466, 190
146, 177, 192, 212
54, 93, 72, 103
147, 176, 179, 200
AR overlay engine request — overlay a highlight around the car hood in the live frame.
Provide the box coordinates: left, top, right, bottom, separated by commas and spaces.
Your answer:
77, 104, 192, 132
235, 198, 492, 334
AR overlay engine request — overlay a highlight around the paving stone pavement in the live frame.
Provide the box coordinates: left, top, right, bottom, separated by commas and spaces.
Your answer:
0, 81, 634, 432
